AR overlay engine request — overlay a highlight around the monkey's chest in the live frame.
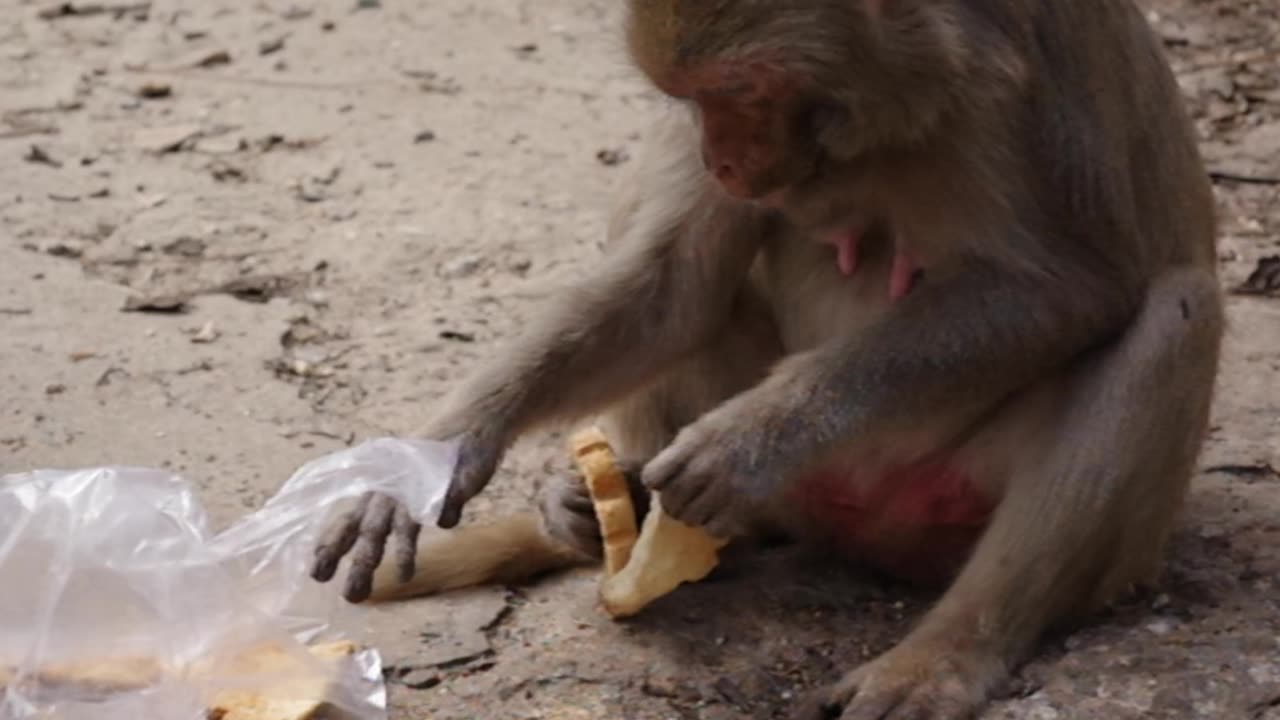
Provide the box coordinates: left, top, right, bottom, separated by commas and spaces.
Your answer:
755, 233, 896, 353
787, 463, 993, 584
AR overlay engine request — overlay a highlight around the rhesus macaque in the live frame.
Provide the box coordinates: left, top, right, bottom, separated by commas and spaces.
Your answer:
312, 1, 1224, 717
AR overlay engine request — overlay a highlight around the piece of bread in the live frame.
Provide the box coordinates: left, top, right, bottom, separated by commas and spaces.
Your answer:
0, 655, 165, 695
598, 493, 728, 618
40, 655, 164, 694
0, 641, 358, 720
570, 427, 639, 576
569, 427, 727, 618
203, 640, 358, 720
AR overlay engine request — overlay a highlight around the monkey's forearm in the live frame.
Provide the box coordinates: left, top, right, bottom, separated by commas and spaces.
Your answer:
428, 203, 764, 443
723, 261, 1138, 484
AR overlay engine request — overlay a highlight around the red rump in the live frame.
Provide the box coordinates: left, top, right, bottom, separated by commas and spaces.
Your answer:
789, 461, 994, 582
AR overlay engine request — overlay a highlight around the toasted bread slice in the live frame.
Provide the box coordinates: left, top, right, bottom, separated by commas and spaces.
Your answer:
570, 427, 727, 618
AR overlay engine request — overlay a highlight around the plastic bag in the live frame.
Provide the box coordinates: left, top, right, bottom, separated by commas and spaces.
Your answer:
0, 436, 460, 720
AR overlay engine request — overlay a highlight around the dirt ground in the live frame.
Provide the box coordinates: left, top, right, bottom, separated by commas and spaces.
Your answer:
2, 0, 1278, 718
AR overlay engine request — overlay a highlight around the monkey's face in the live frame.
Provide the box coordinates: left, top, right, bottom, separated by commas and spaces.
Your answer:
659, 62, 836, 205
625, 0, 983, 204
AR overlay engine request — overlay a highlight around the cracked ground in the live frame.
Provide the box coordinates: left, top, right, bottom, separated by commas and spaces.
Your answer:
1, 0, 1278, 718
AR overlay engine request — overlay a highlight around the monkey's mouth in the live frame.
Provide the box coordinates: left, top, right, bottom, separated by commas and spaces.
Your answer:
735, 156, 827, 211
707, 172, 785, 207
754, 188, 789, 209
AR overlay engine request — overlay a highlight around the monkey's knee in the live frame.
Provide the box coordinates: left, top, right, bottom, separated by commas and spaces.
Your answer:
1115, 267, 1224, 374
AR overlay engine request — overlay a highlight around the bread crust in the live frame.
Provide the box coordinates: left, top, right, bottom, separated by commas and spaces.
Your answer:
570, 427, 727, 618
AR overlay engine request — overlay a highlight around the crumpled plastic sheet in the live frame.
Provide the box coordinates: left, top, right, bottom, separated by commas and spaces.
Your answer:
0, 437, 459, 720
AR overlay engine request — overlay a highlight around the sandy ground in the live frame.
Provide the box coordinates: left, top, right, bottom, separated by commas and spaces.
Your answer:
1, 0, 1278, 718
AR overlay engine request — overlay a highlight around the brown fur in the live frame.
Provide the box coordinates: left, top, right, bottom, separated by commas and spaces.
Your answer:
314, 2, 1223, 717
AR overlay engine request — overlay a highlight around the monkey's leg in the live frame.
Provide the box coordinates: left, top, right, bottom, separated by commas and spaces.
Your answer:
799, 267, 1223, 720
366, 291, 784, 601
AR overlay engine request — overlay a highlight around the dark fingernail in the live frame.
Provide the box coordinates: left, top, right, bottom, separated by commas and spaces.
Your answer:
343, 573, 372, 604
311, 553, 340, 583
437, 504, 461, 529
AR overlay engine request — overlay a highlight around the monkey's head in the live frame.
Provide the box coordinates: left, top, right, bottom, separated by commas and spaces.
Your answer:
626, 0, 998, 204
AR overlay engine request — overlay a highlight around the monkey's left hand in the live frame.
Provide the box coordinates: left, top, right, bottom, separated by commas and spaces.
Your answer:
641, 399, 778, 538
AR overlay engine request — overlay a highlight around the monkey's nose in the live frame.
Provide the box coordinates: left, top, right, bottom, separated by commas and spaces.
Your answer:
705, 154, 750, 198
699, 148, 717, 170
701, 148, 735, 178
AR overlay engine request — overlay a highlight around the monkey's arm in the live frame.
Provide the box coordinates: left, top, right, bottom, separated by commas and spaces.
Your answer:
312, 118, 767, 602
643, 257, 1140, 532
432, 201, 764, 443
429, 189, 766, 524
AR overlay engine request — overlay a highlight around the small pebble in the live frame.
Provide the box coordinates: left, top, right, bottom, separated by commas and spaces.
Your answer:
137, 81, 172, 99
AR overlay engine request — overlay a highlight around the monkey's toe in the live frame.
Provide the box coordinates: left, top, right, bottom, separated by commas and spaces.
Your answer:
798, 640, 1002, 720
791, 689, 844, 720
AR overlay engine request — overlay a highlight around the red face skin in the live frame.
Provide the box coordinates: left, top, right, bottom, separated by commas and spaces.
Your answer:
658, 61, 809, 206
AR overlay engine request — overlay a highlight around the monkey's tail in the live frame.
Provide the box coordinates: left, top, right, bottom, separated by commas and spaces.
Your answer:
366, 512, 592, 602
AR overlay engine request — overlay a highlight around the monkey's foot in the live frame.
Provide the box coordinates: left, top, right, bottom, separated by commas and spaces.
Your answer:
794, 636, 1006, 720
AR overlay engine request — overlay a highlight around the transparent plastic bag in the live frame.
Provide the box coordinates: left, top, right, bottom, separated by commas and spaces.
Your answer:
0, 436, 459, 720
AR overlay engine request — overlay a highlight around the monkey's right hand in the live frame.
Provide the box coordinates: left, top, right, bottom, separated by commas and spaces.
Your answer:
309, 427, 506, 603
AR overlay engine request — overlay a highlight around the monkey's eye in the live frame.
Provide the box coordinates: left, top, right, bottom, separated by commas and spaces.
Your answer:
704, 82, 754, 98
796, 99, 848, 137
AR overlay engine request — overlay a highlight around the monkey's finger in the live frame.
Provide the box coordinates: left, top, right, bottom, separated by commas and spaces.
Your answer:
439, 434, 501, 529
342, 493, 397, 603
559, 484, 596, 515
839, 691, 899, 720
639, 447, 687, 494
647, 463, 706, 521
826, 669, 899, 720
311, 492, 372, 582
545, 519, 603, 560
566, 513, 604, 549
703, 509, 743, 541
438, 471, 477, 529
679, 474, 726, 528
886, 693, 965, 720
788, 691, 838, 720
390, 505, 422, 584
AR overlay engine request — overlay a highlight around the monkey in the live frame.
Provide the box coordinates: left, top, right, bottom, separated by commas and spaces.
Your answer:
310, 1, 1224, 717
